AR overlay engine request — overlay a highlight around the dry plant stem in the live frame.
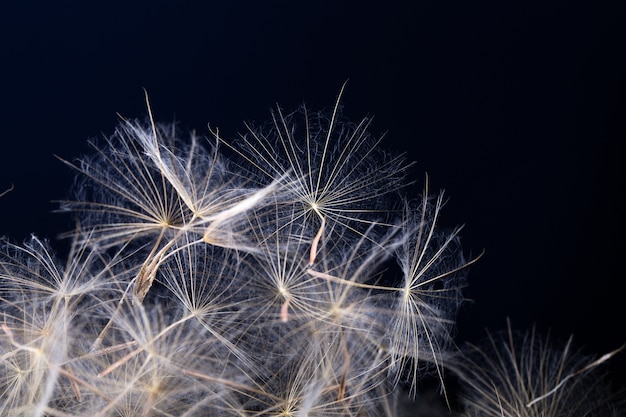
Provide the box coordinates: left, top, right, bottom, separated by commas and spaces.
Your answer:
90, 341, 139, 358
96, 347, 144, 378
307, 252, 483, 295
182, 368, 282, 402
64, 363, 82, 401
338, 335, 350, 402
133, 227, 167, 304
308, 206, 326, 266
280, 294, 291, 323
142, 400, 155, 417
306, 268, 401, 292
133, 226, 204, 305
0, 183, 14, 197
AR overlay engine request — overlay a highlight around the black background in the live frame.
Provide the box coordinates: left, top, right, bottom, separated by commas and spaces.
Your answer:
1, 0, 625, 395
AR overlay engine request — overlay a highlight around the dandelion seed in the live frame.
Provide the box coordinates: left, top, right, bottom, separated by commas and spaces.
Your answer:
0, 91, 499, 416
453, 320, 621, 417
526, 345, 624, 407
220, 84, 413, 268
387, 181, 478, 398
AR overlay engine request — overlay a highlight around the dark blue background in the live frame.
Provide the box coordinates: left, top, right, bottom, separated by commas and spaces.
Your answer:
1, 0, 624, 392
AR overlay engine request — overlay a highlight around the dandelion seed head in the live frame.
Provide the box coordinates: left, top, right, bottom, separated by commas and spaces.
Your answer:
0, 90, 512, 416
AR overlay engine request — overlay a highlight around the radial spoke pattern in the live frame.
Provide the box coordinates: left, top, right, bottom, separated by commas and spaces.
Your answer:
0, 94, 481, 416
